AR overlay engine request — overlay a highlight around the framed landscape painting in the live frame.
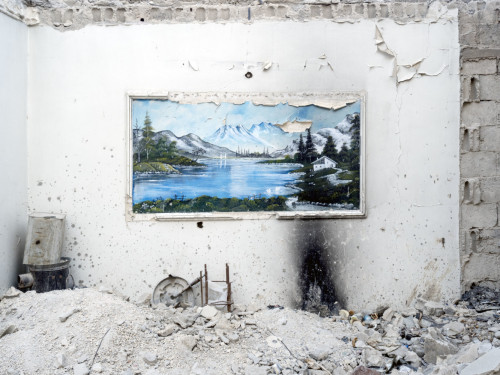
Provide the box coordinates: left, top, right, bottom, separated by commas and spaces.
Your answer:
126, 92, 365, 220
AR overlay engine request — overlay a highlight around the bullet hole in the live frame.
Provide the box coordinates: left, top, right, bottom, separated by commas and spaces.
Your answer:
197, 221, 203, 228
245, 71, 253, 79
190, 7, 192, 11
35, 240, 41, 245
140, 17, 144, 22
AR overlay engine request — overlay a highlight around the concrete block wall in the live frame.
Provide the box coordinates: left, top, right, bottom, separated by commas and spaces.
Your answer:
459, 0, 500, 290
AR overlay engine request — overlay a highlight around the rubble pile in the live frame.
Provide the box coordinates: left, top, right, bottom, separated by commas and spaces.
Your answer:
0, 286, 499, 375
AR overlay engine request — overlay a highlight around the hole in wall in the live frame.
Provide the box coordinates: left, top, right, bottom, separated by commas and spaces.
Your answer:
464, 181, 470, 202
35, 240, 41, 245
470, 230, 477, 253
245, 72, 253, 79
470, 77, 479, 101
140, 18, 144, 22
197, 221, 203, 229
462, 129, 470, 152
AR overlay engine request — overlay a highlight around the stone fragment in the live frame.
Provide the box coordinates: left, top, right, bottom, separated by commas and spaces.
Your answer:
404, 351, 421, 367
339, 310, 350, 320
91, 363, 103, 373
363, 348, 386, 368
73, 363, 89, 375
266, 335, 282, 349
177, 335, 197, 351
278, 317, 287, 325
141, 351, 158, 365
449, 343, 479, 365
424, 335, 458, 364
478, 342, 493, 356
0, 325, 18, 338
200, 305, 218, 319
424, 301, 445, 316
245, 365, 267, 375
173, 314, 196, 329
59, 308, 81, 323
443, 321, 465, 337
309, 345, 330, 361
351, 366, 380, 375
56, 353, 68, 368
460, 348, 500, 375
2, 287, 21, 299
382, 308, 394, 321
430, 365, 459, 375
120, 370, 133, 375
158, 324, 178, 337
227, 332, 239, 342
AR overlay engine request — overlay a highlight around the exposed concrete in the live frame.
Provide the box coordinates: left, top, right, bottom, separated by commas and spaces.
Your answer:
459, 0, 500, 291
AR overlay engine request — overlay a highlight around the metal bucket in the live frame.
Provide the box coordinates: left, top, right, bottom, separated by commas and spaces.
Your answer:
28, 257, 72, 293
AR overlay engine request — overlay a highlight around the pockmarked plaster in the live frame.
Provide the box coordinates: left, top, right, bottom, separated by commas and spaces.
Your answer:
26, 14, 460, 309
0, 12, 28, 296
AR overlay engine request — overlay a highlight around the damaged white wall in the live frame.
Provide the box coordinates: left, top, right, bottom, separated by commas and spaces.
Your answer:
0, 12, 28, 295
27, 13, 460, 310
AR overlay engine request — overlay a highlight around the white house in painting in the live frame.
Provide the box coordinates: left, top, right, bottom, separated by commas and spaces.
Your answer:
312, 156, 337, 171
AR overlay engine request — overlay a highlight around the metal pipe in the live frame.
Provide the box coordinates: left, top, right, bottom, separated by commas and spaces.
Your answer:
18, 273, 34, 288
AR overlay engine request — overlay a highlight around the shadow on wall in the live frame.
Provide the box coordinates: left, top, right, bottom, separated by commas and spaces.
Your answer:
293, 220, 344, 315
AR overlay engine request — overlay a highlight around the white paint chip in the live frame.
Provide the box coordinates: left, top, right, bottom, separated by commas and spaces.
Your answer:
188, 60, 199, 71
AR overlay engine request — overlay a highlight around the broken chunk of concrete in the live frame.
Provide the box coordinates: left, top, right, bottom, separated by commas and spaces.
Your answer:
424, 335, 459, 364
0, 325, 18, 339
200, 305, 218, 319
460, 348, 500, 375
443, 321, 465, 337
73, 363, 89, 375
158, 324, 178, 337
309, 345, 331, 361
141, 351, 158, 365
177, 334, 197, 351
56, 353, 68, 368
351, 366, 380, 375
2, 287, 21, 299
59, 308, 81, 322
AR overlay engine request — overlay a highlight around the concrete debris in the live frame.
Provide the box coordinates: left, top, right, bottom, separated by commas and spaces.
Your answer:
0, 325, 18, 338
0, 287, 500, 374
460, 348, 500, 375
199, 305, 218, 319
73, 363, 89, 375
59, 308, 81, 322
141, 351, 158, 365
55, 353, 67, 368
2, 287, 21, 299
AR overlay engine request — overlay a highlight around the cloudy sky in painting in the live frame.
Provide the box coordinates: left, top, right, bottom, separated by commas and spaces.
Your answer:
132, 99, 361, 138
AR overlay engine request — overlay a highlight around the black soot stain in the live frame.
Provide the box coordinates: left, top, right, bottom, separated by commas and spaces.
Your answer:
296, 222, 339, 316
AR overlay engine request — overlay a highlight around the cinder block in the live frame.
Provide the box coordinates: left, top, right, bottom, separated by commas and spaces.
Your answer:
479, 75, 500, 101
461, 178, 481, 205
195, 7, 206, 22
367, 4, 376, 18
461, 124, 480, 152
480, 177, 500, 203
461, 203, 498, 229
463, 252, 500, 288
462, 101, 500, 126
462, 76, 480, 103
460, 151, 499, 178
479, 24, 500, 48
480, 125, 500, 152
475, 227, 500, 254
461, 59, 497, 75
